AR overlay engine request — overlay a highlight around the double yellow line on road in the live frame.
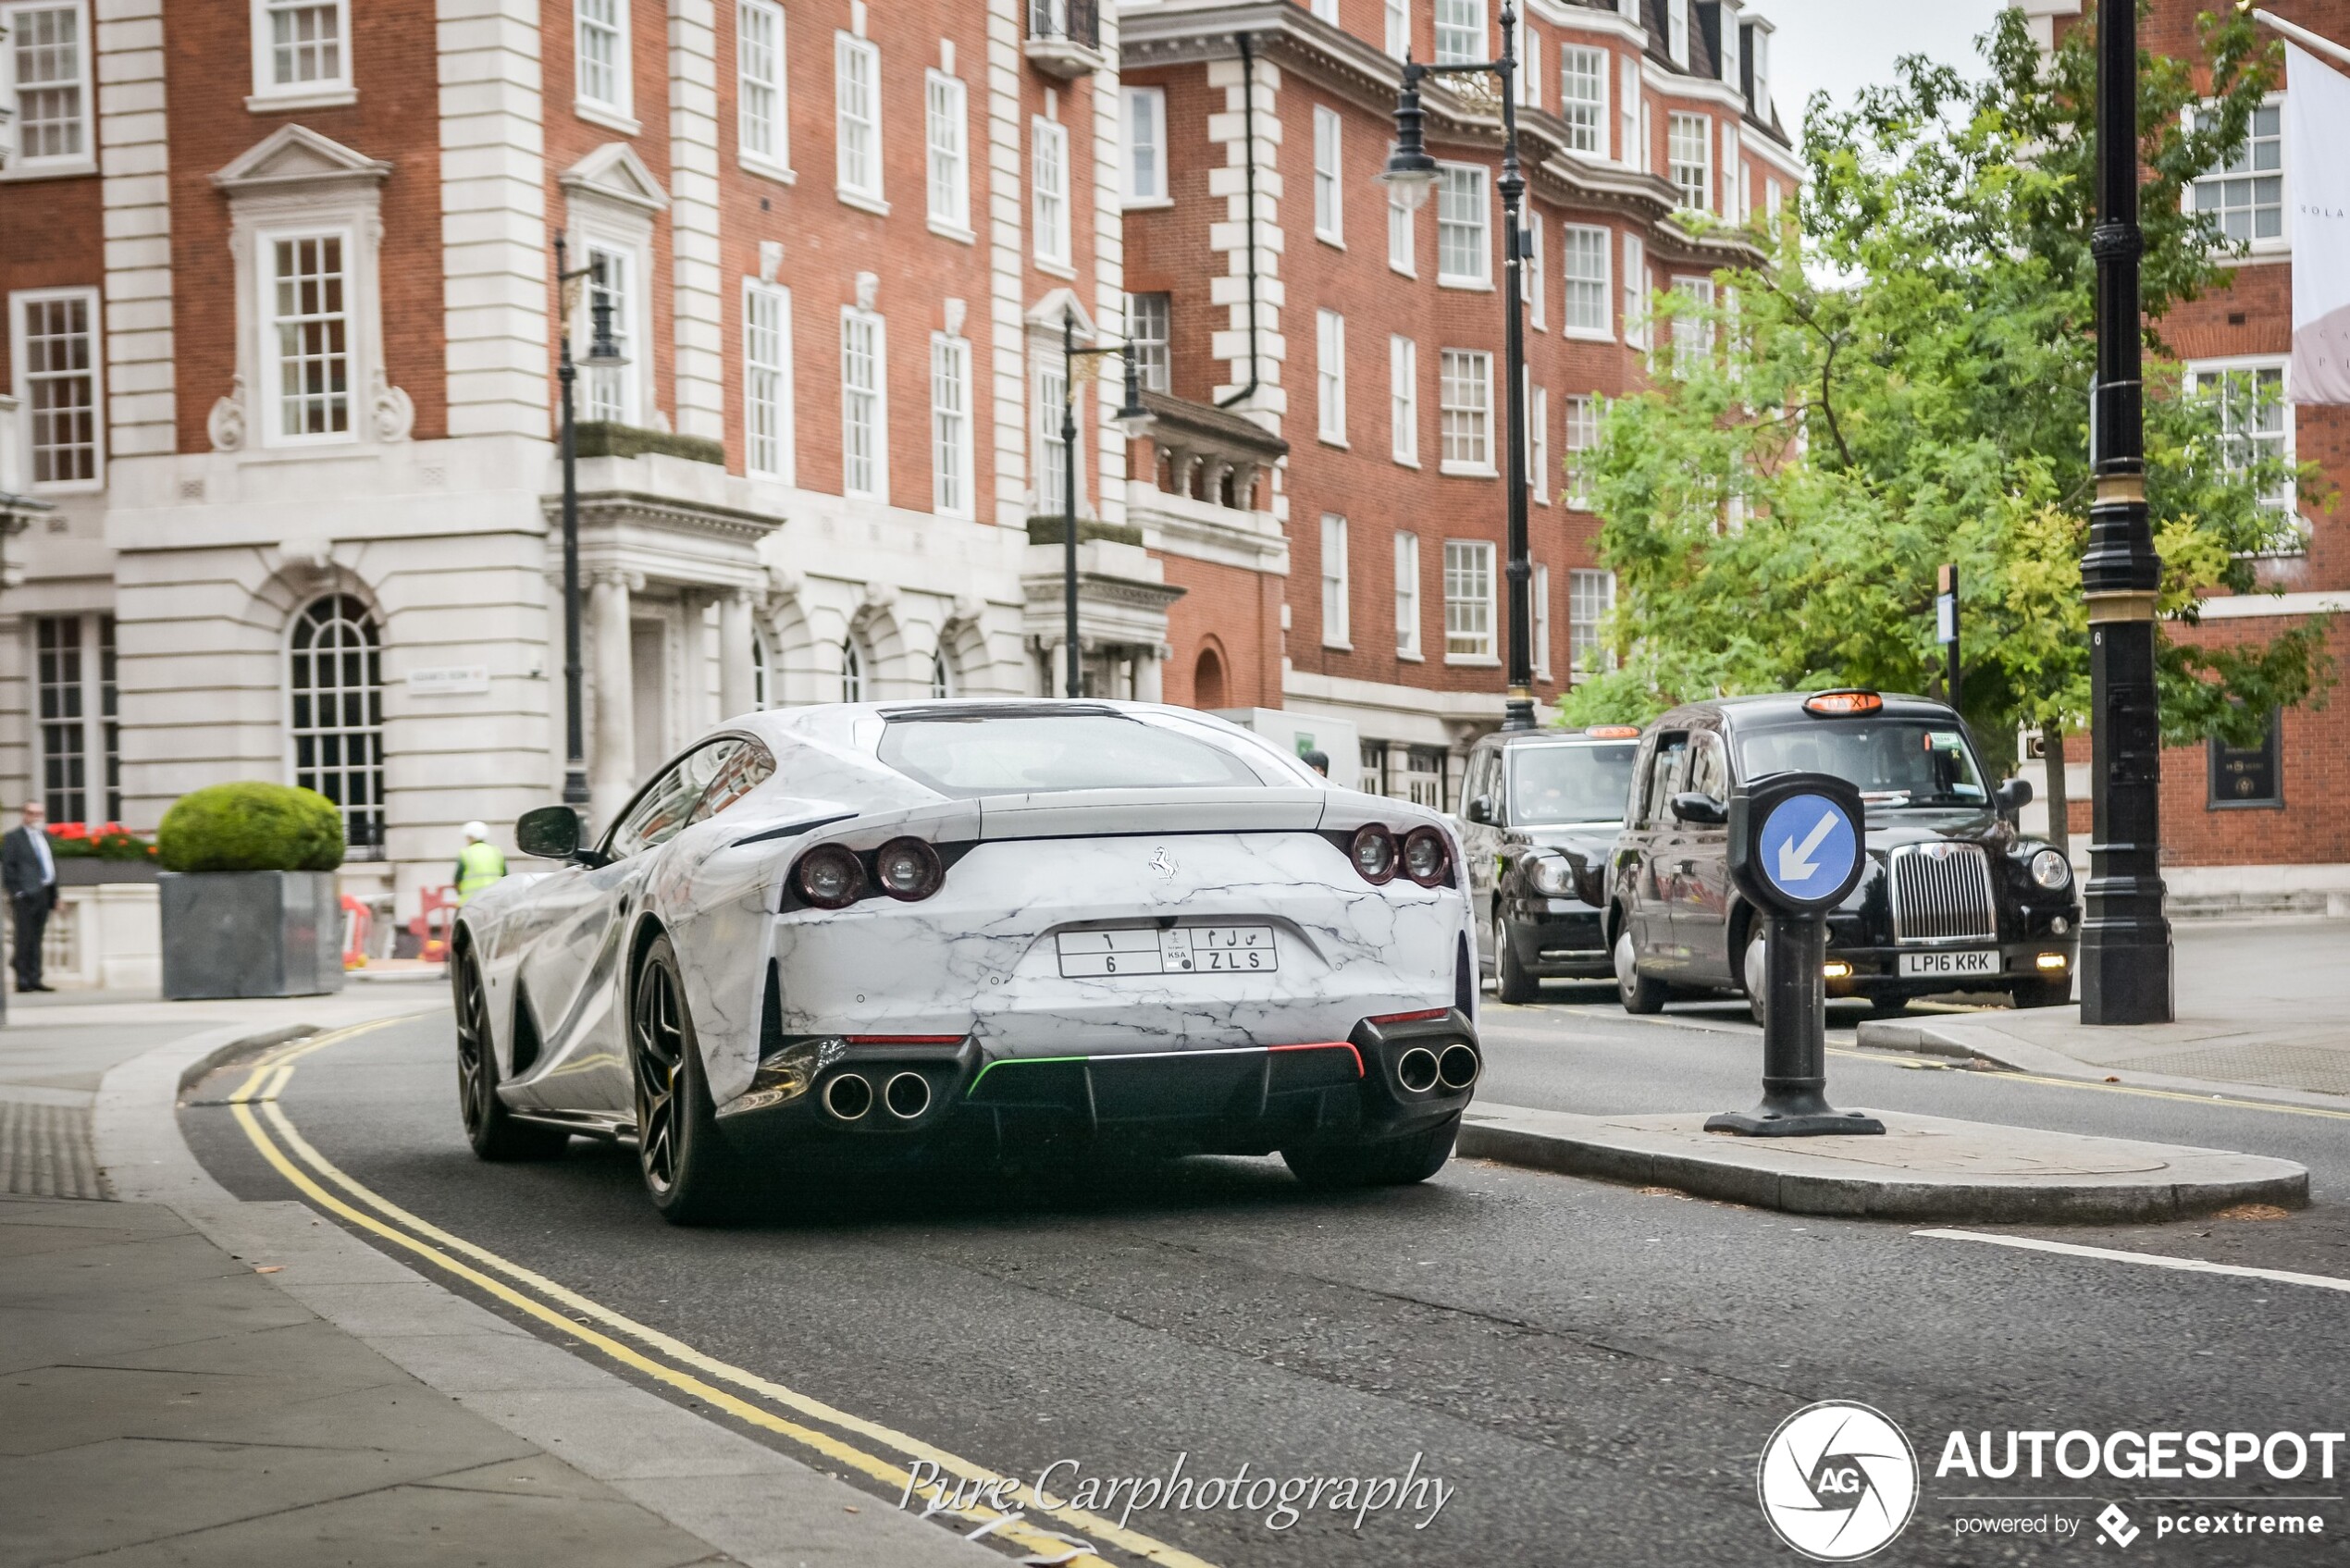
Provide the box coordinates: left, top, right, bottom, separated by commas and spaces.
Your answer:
222, 1023, 1218, 1568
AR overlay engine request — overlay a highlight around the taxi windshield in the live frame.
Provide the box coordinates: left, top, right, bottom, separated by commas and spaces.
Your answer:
1507, 742, 1639, 826
1735, 720, 1988, 809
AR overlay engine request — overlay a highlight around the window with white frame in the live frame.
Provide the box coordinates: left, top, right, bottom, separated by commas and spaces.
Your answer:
254, 0, 347, 95
751, 628, 772, 708
11, 289, 100, 487
1671, 276, 1714, 371
2187, 360, 2296, 521
1443, 539, 1494, 659
1436, 165, 1489, 286
1313, 105, 1343, 243
575, 0, 629, 118
1036, 359, 1071, 515
835, 31, 882, 203
931, 331, 972, 517
926, 69, 970, 229
1619, 55, 1642, 169
1122, 85, 1166, 204
1721, 120, 1742, 219
2193, 102, 2283, 246
1390, 334, 1418, 466
1439, 348, 1491, 474
841, 308, 885, 499
738, 1, 787, 171
33, 612, 118, 827
1518, 29, 1540, 107
1532, 562, 1552, 678
582, 243, 635, 423
1126, 291, 1170, 391
930, 646, 958, 699
1435, 0, 1482, 65
1563, 223, 1610, 338
5, 3, 90, 167
1718, 7, 1739, 90
1750, 26, 1771, 115
1320, 514, 1350, 648
1530, 383, 1549, 502
1668, 112, 1711, 211
1310, 0, 1338, 20
1388, 186, 1416, 276
1317, 309, 1346, 444
1570, 567, 1615, 673
1666, 0, 1689, 67
266, 233, 352, 441
839, 637, 863, 701
1384, 0, 1409, 58
1523, 215, 1544, 328
744, 281, 793, 481
1563, 392, 1598, 508
1393, 530, 1421, 658
1622, 231, 1648, 350
1033, 116, 1070, 266
1560, 44, 1606, 154
1767, 178, 1783, 223
288, 594, 385, 856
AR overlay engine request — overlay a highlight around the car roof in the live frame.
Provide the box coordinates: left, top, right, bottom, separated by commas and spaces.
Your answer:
1654, 692, 1960, 729
1480, 727, 1642, 749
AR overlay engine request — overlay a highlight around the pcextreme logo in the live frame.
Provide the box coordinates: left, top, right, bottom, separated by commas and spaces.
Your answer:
1758, 1401, 1922, 1562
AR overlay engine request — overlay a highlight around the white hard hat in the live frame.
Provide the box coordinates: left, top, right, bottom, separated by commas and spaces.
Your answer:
464, 821, 489, 841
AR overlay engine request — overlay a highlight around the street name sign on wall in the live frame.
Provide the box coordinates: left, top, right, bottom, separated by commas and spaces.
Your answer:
407, 666, 492, 697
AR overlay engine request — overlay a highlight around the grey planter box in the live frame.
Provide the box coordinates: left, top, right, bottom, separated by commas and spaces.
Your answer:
57, 858, 162, 886
159, 870, 345, 999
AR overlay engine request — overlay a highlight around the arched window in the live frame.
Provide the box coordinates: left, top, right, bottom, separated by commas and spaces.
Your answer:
930, 646, 957, 699
840, 637, 863, 702
750, 628, 771, 710
1193, 646, 1228, 710
288, 594, 384, 858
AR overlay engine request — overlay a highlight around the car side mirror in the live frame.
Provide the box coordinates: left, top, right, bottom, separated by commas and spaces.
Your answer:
1465, 795, 1498, 826
1670, 791, 1727, 826
1996, 777, 2034, 813
515, 805, 583, 861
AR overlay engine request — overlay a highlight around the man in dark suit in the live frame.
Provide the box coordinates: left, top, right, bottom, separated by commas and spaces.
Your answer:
3, 801, 59, 993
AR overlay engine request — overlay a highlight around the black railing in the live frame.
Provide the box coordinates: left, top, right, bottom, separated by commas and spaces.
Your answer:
1027, 0, 1100, 48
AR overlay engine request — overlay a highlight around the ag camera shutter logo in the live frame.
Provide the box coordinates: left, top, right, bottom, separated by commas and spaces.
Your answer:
1757, 1401, 1920, 1561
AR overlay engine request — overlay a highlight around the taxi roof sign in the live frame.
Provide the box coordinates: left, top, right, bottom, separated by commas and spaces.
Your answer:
1802, 689, 1883, 717
1583, 724, 1641, 739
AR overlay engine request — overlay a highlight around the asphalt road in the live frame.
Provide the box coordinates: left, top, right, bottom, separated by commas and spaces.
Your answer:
184, 992, 2350, 1568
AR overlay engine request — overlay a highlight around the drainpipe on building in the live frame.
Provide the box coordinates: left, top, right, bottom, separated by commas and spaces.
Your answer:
1218, 32, 1263, 413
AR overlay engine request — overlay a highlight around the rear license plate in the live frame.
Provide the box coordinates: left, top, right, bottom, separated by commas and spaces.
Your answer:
1056, 925, 1277, 978
1898, 949, 1998, 978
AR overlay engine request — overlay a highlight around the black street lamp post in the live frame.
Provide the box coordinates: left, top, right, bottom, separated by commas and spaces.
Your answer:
552, 236, 625, 820
1058, 306, 1152, 698
1379, 5, 1537, 732
2080, 0, 2173, 1024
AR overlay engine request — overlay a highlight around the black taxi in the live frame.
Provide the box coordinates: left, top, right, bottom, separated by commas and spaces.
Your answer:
1605, 690, 2080, 1020
1458, 725, 1643, 1002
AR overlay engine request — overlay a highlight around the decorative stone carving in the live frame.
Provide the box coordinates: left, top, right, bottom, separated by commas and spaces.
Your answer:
208, 377, 249, 452
855, 271, 879, 311
759, 240, 783, 283
370, 368, 414, 443
943, 296, 967, 338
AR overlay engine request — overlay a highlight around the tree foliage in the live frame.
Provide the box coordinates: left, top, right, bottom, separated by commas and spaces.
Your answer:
1564, 5, 2331, 765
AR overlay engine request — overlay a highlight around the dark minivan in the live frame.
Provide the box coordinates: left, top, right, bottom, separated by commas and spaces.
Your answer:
1606, 690, 2080, 1020
1459, 726, 1643, 1002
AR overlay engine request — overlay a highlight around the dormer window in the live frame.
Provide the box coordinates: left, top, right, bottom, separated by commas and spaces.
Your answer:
1748, 24, 1771, 115
1667, 0, 1689, 68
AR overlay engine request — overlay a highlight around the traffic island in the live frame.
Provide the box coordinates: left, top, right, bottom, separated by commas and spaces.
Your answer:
1457, 1101, 2308, 1223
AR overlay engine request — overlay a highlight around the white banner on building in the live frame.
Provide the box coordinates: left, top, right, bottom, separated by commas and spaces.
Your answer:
2288, 43, 2350, 404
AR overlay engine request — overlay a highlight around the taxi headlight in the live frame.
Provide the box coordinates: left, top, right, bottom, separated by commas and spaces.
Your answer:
2029, 847, 2071, 891
1528, 856, 1577, 898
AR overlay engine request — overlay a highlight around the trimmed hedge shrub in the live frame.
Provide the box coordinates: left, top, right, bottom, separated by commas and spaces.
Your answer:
157, 783, 346, 873
573, 421, 725, 466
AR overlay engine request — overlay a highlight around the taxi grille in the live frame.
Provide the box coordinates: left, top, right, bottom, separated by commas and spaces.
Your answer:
1888, 844, 1997, 943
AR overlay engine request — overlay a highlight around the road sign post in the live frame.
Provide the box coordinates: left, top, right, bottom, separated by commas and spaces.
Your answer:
1709, 772, 1886, 1138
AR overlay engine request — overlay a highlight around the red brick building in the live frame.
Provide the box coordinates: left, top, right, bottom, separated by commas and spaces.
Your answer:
2025, 0, 2350, 911
1119, 0, 1798, 801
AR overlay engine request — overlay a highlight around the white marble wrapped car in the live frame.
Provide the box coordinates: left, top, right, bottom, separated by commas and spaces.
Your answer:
450, 701, 1481, 1222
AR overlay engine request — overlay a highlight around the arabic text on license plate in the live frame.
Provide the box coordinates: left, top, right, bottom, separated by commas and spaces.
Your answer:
1056, 925, 1277, 978
1898, 949, 1998, 978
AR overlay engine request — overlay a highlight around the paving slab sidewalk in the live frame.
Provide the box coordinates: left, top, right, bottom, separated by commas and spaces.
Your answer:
0, 995, 996, 1568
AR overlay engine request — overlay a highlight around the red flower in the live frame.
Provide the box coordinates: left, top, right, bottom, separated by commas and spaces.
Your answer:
52, 822, 88, 840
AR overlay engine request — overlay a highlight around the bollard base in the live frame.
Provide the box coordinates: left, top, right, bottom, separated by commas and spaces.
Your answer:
1705, 1107, 1886, 1138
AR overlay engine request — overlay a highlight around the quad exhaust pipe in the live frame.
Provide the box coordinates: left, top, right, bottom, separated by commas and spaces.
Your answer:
1395, 1047, 1441, 1093
822, 1072, 873, 1121
820, 1068, 933, 1123
1437, 1043, 1480, 1092
884, 1070, 932, 1120
1392, 1043, 1479, 1095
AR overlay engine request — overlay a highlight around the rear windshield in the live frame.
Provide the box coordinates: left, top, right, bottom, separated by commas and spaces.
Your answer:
877, 714, 1270, 798
1508, 743, 1639, 826
1736, 720, 1988, 808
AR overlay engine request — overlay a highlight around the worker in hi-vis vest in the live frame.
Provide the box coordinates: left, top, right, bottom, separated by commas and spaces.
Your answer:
454, 821, 506, 904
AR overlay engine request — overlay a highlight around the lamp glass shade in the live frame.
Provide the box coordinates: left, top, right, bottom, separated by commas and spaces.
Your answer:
1379, 164, 1438, 212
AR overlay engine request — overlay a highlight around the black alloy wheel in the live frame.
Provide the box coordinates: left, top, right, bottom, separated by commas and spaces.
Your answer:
1614, 926, 1667, 1015
628, 933, 737, 1224
454, 950, 567, 1161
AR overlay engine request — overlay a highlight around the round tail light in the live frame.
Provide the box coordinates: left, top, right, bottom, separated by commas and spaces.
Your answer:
793, 845, 866, 909
1349, 823, 1399, 884
873, 837, 944, 901
1401, 826, 1452, 888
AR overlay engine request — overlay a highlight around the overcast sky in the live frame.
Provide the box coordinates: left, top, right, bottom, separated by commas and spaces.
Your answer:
1758, 0, 2010, 146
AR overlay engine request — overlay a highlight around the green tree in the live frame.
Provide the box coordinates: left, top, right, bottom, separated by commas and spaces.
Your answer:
1566, 4, 2331, 845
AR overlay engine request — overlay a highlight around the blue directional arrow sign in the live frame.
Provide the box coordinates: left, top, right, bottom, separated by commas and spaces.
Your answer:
1756, 792, 1859, 907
